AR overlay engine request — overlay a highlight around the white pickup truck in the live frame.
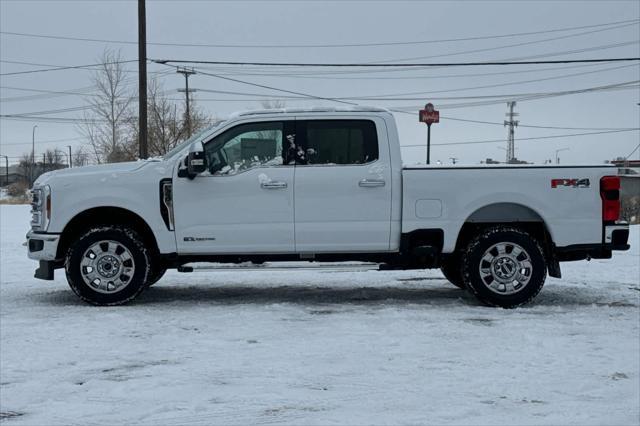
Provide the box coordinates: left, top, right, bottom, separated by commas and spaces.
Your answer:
27, 107, 630, 308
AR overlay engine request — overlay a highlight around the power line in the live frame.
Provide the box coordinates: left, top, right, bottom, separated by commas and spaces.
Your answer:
372, 22, 639, 64
182, 68, 360, 107
3, 78, 635, 124
338, 64, 639, 99
0, 60, 637, 102
0, 70, 173, 102
438, 115, 638, 131
0, 59, 168, 75
1, 19, 637, 48
387, 81, 639, 109
183, 82, 638, 103
625, 143, 640, 159
2, 79, 636, 123
187, 61, 613, 80
0, 115, 109, 124
401, 128, 640, 148
153, 57, 640, 68
189, 39, 640, 76
1, 136, 86, 147
0, 59, 138, 77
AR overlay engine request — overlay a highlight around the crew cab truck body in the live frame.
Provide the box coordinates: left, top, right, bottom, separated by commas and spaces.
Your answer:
27, 107, 630, 307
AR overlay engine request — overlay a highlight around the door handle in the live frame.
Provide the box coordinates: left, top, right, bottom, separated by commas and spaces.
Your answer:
261, 181, 288, 189
359, 179, 386, 188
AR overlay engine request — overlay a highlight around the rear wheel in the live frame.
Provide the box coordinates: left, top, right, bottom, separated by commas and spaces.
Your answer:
440, 254, 465, 289
461, 226, 546, 308
65, 226, 150, 306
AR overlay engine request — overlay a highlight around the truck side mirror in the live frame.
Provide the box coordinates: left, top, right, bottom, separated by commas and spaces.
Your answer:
186, 142, 206, 179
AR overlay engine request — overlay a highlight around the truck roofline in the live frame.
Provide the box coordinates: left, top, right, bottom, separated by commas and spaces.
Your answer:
403, 164, 618, 170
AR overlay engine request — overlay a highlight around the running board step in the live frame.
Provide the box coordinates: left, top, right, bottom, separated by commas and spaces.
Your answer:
178, 262, 380, 272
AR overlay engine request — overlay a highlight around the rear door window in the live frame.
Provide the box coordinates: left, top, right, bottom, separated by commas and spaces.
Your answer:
296, 120, 378, 165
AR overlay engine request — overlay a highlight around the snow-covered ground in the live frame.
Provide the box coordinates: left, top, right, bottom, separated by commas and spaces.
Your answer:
1, 205, 638, 425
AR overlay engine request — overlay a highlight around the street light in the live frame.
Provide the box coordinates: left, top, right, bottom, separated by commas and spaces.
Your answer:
67, 145, 72, 168
555, 147, 570, 164
31, 124, 38, 186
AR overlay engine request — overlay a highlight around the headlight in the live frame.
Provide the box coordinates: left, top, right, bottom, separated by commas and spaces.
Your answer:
30, 185, 51, 231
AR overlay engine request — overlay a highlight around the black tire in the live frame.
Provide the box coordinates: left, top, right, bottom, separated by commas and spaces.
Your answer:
65, 226, 150, 306
440, 254, 466, 289
461, 226, 547, 308
145, 264, 167, 287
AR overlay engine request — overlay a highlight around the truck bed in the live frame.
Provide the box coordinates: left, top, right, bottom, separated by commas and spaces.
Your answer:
401, 164, 618, 252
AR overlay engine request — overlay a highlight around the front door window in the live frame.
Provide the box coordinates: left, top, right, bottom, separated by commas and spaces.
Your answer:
203, 121, 284, 176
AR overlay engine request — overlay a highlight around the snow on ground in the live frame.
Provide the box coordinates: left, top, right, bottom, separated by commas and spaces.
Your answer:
1, 204, 638, 425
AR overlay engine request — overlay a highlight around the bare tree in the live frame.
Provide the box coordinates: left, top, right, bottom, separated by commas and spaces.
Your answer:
72, 146, 90, 167
79, 49, 134, 163
127, 78, 216, 157
18, 153, 34, 184
183, 95, 211, 136
43, 149, 65, 170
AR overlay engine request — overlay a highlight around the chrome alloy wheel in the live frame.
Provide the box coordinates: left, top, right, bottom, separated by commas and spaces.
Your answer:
80, 240, 135, 294
478, 242, 533, 295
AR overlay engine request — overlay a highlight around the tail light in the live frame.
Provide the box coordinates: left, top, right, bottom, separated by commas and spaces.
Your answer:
600, 176, 620, 223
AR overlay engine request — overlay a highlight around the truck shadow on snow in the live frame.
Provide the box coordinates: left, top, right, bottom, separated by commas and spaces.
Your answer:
35, 278, 637, 308
137, 283, 478, 306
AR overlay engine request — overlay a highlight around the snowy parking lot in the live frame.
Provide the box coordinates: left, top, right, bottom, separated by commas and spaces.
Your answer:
1, 204, 638, 425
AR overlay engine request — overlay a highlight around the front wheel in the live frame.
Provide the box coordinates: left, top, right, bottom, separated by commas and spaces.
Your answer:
65, 226, 150, 305
461, 227, 547, 308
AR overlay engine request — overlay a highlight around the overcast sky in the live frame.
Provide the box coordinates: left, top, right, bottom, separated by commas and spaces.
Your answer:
1, 0, 639, 165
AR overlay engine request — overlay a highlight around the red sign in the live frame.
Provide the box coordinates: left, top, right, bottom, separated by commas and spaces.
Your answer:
419, 103, 439, 125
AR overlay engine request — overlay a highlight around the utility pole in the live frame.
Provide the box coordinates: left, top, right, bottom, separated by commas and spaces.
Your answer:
177, 67, 197, 138
504, 102, 519, 163
138, 0, 148, 159
67, 145, 72, 168
0, 155, 8, 186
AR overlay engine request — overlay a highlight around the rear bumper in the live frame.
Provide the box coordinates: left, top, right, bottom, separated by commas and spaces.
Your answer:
604, 224, 630, 250
556, 223, 630, 261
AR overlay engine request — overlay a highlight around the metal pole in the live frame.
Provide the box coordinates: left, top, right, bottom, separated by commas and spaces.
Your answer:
426, 123, 431, 165
31, 124, 37, 186
177, 68, 196, 138
504, 102, 519, 163
185, 72, 191, 137
555, 148, 570, 164
67, 145, 72, 168
138, 0, 148, 159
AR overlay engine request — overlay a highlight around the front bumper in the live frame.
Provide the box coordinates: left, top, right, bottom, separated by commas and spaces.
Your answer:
26, 230, 60, 261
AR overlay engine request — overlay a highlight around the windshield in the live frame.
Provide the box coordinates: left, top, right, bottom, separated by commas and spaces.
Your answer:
162, 121, 225, 160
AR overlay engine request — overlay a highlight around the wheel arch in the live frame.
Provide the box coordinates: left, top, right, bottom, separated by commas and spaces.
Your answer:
454, 202, 560, 278
56, 206, 159, 260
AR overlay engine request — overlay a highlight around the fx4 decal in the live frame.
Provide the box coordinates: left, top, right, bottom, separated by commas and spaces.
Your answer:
551, 178, 590, 188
